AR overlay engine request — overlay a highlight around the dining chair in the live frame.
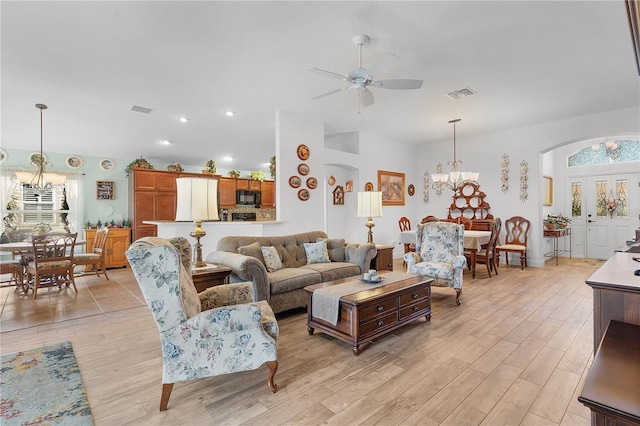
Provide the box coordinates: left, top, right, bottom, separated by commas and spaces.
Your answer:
496, 216, 530, 269
74, 227, 109, 279
466, 218, 501, 277
6, 229, 34, 266
24, 232, 78, 298
420, 215, 438, 224
0, 260, 23, 286
398, 216, 414, 256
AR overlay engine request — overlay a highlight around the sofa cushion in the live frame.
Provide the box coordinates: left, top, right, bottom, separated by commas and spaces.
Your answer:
261, 246, 283, 272
304, 241, 330, 264
300, 262, 361, 282
237, 242, 265, 265
317, 238, 345, 262
268, 268, 322, 295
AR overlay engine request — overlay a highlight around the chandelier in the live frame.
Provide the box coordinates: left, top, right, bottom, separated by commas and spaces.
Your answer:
431, 118, 479, 194
14, 103, 66, 195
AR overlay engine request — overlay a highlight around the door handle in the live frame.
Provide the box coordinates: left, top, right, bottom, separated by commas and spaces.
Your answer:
587, 220, 595, 223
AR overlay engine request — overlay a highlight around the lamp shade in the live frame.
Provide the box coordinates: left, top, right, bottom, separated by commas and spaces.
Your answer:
357, 191, 383, 218
175, 178, 219, 221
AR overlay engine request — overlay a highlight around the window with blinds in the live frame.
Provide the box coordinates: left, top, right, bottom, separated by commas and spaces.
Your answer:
11, 184, 63, 226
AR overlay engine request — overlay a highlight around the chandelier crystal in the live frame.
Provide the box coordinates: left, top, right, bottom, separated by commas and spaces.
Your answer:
431, 118, 478, 194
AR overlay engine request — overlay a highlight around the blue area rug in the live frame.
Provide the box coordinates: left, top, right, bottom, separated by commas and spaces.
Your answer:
1, 341, 93, 425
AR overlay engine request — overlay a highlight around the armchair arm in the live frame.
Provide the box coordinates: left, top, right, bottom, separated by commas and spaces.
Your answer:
191, 303, 263, 337
205, 251, 269, 302
453, 254, 467, 269
199, 282, 255, 310
403, 252, 421, 273
345, 242, 377, 273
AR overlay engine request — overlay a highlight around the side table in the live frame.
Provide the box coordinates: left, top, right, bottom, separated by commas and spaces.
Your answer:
191, 264, 232, 292
543, 228, 571, 265
371, 245, 394, 271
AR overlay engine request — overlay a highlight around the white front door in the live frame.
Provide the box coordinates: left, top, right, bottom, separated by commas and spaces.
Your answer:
585, 173, 639, 259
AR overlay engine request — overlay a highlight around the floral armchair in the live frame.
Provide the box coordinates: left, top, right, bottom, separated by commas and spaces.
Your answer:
403, 222, 466, 305
125, 237, 278, 411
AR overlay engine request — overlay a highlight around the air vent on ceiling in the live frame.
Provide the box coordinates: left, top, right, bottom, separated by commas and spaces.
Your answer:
130, 105, 153, 114
446, 87, 476, 100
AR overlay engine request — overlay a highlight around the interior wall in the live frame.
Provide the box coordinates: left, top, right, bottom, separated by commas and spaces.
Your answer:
416, 106, 640, 266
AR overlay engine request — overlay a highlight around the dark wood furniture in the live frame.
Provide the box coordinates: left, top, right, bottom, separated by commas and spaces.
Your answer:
305, 274, 432, 355
371, 245, 394, 271
398, 217, 414, 257
578, 320, 640, 425
465, 218, 501, 278
585, 252, 640, 354
191, 264, 233, 292
83, 227, 131, 270
447, 182, 493, 220
543, 227, 572, 265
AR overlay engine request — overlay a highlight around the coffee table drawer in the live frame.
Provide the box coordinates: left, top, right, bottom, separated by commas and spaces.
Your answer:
399, 300, 430, 320
360, 311, 398, 336
359, 298, 397, 320
399, 287, 429, 307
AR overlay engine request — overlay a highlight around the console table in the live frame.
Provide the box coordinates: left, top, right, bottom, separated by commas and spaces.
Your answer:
543, 227, 571, 265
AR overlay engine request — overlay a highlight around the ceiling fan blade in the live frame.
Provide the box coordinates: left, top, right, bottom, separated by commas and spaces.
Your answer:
310, 87, 349, 100
360, 88, 374, 107
371, 79, 423, 90
365, 53, 400, 78
311, 68, 348, 80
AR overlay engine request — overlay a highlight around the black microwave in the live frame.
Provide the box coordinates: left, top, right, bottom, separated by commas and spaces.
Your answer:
236, 189, 261, 207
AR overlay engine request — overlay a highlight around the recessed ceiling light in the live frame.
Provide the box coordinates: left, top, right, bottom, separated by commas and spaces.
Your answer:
225, 110, 235, 117
223, 156, 233, 162
179, 117, 188, 123
161, 140, 172, 145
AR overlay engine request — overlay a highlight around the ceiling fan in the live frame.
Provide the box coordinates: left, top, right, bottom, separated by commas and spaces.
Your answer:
311, 34, 423, 109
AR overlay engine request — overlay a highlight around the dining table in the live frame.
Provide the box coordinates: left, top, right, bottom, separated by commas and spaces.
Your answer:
399, 229, 491, 278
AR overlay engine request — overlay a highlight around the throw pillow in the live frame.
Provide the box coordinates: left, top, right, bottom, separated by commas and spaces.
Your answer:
237, 241, 265, 265
304, 240, 331, 264
317, 238, 345, 262
261, 246, 283, 272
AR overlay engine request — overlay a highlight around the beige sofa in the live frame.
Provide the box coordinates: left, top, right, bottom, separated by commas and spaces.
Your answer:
206, 231, 377, 313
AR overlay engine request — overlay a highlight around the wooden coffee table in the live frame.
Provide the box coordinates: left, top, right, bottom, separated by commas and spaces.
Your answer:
305, 273, 432, 355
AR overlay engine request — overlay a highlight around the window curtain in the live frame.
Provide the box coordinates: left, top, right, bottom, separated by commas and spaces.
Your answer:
0, 168, 83, 235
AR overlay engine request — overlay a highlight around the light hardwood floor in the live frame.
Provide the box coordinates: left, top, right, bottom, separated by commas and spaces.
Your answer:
0, 257, 602, 425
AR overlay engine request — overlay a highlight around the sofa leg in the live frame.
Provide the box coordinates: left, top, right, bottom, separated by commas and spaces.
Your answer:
266, 361, 278, 393
160, 383, 174, 411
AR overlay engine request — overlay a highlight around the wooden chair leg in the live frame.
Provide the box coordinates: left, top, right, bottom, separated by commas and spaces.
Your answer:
160, 383, 174, 411
455, 289, 461, 305
266, 360, 278, 393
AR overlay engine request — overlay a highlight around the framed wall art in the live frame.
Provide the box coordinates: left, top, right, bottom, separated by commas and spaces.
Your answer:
96, 180, 115, 200
543, 175, 553, 206
377, 170, 405, 206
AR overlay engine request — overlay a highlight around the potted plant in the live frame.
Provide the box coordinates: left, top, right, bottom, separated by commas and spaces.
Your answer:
543, 215, 559, 230
125, 157, 154, 177
269, 156, 276, 179
251, 170, 265, 182
204, 160, 216, 175
228, 170, 241, 178
167, 163, 184, 172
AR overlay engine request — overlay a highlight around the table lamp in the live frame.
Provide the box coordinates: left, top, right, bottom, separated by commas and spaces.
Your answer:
175, 177, 219, 267
357, 191, 383, 244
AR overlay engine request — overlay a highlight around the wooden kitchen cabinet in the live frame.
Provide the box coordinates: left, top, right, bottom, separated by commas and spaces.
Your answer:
218, 177, 237, 208
128, 169, 204, 241
261, 180, 275, 207
84, 227, 131, 269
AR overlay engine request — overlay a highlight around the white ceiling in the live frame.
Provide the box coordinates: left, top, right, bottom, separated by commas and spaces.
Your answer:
2, 1, 639, 172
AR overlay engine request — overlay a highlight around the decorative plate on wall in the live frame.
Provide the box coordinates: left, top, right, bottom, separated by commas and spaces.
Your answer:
99, 159, 115, 172
364, 182, 374, 191
66, 156, 83, 169
298, 188, 310, 201
408, 184, 415, 196
306, 177, 318, 189
29, 152, 47, 165
298, 163, 310, 176
289, 175, 302, 188
297, 144, 310, 160
328, 175, 336, 186
0, 149, 7, 163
